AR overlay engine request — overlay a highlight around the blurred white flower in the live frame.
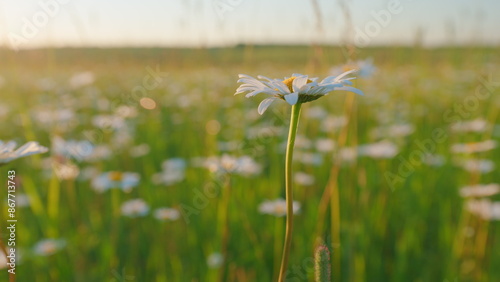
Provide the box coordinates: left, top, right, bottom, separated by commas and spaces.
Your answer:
16, 194, 31, 208
338, 147, 357, 163
53, 161, 80, 180
33, 239, 66, 256
154, 208, 180, 221
460, 184, 500, 198
207, 252, 224, 269
371, 123, 415, 139
84, 145, 112, 162
451, 118, 490, 133
358, 140, 398, 159
321, 116, 347, 132
33, 108, 76, 130
422, 154, 446, 167
459, 159, 495, 174
466, 199, 500, 220
176, 95, 193, 108
111, 129, 134, 148
258, 198, 301, 217
294, 152, 323, 166
451, 140, 497, 154
331, 58, 376, 78
52, 136, 93, 161
129, 144, 151, 158
294, 172, 315, 186
217, 141, 241, 152
235, 156, 263, 176
246, 125, 283, 139
69, 71, 95, 88
0, 140, 48, 164
92, 115, 126, 130
79, 167, 100, 181
92, 171, 140, 193
115, 105, 138, 118
235, 71, 363, 114
315, 138, 335, 152
121, 199, 149, 217
294, 135, 313, 150
306, 106, 328, 119
152, 158, 186, 185
194, 155, 262, 176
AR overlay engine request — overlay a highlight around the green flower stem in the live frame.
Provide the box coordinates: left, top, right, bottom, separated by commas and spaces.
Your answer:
278, 103, 302, 282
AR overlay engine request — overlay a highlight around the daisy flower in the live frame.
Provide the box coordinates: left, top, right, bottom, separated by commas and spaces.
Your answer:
121, 199, 149, 217
91, 171, 140, 193
460, 183, 500, 198
152, 158, 186, 186
51, 136, 93, 161
466, 199, 500, 221
69, 71, 95, 88
258, 198, 301, 217
358, 140, 399, 159
33, 239, 66, 256
451, 140, 497, 154
294, 172, 315, 186
207, 252, 224, 269
331, 58, 376, 78
154, 208, 181, 221
458, 159, 495, 174
0, 140, 48, 164
451, 118, 490, 133
193, 154, 262, 176
235, 70, 363, 114
16, 194, 31, 208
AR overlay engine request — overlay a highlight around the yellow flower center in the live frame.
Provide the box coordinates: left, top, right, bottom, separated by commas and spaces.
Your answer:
282, 76, 312, 92
282, 77, 297, 92
275, 205, 286, 215
108, 171, 123, 181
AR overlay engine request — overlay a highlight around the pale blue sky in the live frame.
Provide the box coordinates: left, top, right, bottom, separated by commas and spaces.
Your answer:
0, 0, 498, 49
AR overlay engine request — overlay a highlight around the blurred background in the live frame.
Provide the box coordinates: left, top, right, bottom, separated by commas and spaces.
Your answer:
0, 0, 499, 281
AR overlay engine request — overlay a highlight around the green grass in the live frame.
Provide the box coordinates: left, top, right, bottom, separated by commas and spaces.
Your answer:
0, 45, 499, 281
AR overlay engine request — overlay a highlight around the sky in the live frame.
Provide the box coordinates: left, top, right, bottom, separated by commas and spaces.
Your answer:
0, 0, 499, 49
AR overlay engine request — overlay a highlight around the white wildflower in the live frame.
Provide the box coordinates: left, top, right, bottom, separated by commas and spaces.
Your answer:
235, 71, 363, 114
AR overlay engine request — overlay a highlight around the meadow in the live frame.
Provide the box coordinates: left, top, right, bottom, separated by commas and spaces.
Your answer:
0, 45, 499, 281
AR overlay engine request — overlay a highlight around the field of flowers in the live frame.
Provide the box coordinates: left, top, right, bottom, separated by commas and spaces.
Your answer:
0, 46, 499, 281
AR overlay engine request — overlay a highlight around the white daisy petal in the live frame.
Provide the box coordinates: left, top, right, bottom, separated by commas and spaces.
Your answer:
0, 141, 17, 154
257, 75, 274, 82
258, 98, 277, 115
272, 81, 291, 94
293, 76, 310, 92
284, 92, 299, 105
0, 141, 48, 164
334, 69, 358, 81
334, 86, 364, 95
